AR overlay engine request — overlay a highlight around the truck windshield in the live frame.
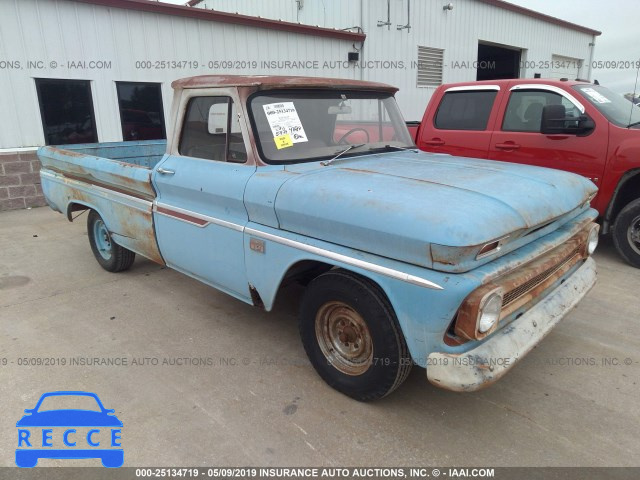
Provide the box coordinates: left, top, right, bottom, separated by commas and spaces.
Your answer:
573, 84, 640, 128
248, 90, 414, 164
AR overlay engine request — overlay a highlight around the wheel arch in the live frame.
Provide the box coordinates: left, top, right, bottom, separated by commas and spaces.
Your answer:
66, 200, 105, 224
246, 244, 454, 367
603, 168, 640, 233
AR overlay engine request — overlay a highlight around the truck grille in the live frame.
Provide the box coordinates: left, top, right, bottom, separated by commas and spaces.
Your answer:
448, 224, 592, 344
502, 246, 581, 308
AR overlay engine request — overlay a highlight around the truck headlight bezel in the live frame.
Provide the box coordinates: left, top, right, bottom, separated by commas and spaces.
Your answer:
587, 224, 599, 255
476, 288, 504, 336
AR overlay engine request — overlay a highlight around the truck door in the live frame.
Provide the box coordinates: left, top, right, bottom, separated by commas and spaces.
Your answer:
489, 84, 606, 187
416, 86, 501, 159
152, 93, 256, 302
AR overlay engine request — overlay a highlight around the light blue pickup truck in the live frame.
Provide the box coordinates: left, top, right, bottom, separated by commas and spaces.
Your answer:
39, 75, 599, 401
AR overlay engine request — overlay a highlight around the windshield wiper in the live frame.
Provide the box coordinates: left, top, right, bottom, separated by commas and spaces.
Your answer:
380, 144, 420, 152
628, 121, 640, 128
320, 144, 365, 166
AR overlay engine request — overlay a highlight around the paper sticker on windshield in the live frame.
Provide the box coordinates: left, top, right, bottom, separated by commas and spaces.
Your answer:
263, 102, 308, 143
274, 134, 293, 149
581, 88, 611, 104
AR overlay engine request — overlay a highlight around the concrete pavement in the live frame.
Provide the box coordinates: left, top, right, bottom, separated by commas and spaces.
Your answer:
1, 207, 638, 467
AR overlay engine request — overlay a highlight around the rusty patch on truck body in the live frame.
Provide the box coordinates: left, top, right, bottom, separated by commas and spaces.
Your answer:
45, 164, 155, 202
452, 224, 593, 342
172, 75, 398, 93
53, 175, 165, 266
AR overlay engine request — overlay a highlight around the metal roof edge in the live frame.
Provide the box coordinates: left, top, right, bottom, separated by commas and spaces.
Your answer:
476, 0, 601, 36
70, 0, 367, 42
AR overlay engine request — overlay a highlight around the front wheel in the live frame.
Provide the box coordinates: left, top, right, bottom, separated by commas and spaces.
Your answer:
613, 199, 640, 268
87, 210, 136, 272
299, 270, 412, 401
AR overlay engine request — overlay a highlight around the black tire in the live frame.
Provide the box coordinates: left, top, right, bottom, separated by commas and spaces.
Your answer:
299, 269, 412, 401
87, 210, 136, 272
612, 198, 640, 268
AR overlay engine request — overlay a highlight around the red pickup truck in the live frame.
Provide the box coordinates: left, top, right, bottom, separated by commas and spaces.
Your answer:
410, 79, 640, 268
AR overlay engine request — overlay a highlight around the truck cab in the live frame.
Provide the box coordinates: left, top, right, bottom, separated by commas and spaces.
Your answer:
414, 79, 640, 268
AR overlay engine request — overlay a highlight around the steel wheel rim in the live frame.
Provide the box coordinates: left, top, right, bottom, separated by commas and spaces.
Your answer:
315, 301, 373, 376
628, 215, 640, 256
93, 219, 113, 260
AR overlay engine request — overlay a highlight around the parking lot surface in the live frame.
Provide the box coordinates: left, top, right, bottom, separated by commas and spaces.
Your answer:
1, 207, 639, 467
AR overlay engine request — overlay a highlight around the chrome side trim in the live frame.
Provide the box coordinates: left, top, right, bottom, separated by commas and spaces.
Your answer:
509, 84, 586, 113
42, 170, 442, 290
40, 169, 152, 210
153, 202, 244, 232
245, 227, 443, 290
445, 85, 500, 92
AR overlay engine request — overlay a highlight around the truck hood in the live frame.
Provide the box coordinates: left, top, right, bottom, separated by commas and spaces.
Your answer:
274, 152, 596, 271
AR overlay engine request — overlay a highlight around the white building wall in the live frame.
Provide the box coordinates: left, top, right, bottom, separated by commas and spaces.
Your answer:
0, 0, 356, 149
200, 0, 597, 120
0, 0, 597, 149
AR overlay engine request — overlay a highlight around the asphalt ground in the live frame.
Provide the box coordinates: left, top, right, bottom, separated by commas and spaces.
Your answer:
1, 206, 638, 469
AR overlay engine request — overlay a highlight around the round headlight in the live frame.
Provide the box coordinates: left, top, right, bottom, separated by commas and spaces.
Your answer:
478, 292, 503, 333
587, 225, 599, 255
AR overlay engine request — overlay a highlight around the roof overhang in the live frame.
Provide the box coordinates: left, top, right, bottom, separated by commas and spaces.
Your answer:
171, 75, 398, 93
71, 0, 367, 42
476, 0, 601, 36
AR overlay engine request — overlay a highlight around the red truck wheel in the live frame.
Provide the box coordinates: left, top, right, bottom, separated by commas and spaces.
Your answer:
613, 199, 640, 268
298, 269, 412, 401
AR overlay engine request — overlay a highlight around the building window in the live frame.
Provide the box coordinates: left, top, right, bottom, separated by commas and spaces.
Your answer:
116, 82, 166, 141
35, 79, 98, 145
434, 91, 498, 131
417, 46, 444, 87
179, 97, 246, 163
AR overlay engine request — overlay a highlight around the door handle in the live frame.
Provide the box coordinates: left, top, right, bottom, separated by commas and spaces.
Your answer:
424, 138, 445, 146
157, 167, 175, 175
495, 142, 520, 150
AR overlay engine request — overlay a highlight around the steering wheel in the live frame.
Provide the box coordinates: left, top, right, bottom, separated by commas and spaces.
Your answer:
337, 127, 370, 145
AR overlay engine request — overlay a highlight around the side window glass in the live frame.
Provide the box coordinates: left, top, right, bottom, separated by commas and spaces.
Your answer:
502, 90, 580, 132
179, 97, 247, 163
434, 91, 497, 131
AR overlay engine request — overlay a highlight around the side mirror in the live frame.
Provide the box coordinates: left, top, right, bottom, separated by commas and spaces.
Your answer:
540, 104, 568, 134
541, 104, 594, 135
576, 115, 595, 135
208, 103, 228, 134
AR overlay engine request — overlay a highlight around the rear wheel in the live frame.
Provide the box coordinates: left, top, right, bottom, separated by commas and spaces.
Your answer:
299, 269, 412, 401
613, 199, 640, 268
87, 210, 136, 272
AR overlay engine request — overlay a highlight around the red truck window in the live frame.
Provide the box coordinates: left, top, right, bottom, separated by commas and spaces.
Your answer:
502, 90, 581, 132
434, 91, 497, 131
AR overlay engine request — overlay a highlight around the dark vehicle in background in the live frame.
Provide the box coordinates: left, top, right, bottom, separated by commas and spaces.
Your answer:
121, 109, 164, 141
411, 79, 640, 267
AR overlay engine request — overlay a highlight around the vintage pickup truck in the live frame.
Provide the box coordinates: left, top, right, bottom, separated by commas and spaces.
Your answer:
39, 75, 599, 401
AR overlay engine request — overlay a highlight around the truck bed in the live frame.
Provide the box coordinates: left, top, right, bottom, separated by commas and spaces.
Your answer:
38, 140, 165, 201
38, 140, 166, 264
54, 140, 166, 168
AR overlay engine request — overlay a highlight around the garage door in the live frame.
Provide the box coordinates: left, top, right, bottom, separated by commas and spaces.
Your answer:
550, 54, 583, 80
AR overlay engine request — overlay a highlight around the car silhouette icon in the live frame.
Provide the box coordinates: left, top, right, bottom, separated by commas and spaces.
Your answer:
16, 391, 123, 468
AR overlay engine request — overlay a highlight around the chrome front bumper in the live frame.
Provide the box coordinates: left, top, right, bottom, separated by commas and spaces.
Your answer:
426, 257, 597, 392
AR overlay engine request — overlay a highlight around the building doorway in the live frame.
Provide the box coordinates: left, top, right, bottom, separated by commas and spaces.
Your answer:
477, 42, 522, 80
